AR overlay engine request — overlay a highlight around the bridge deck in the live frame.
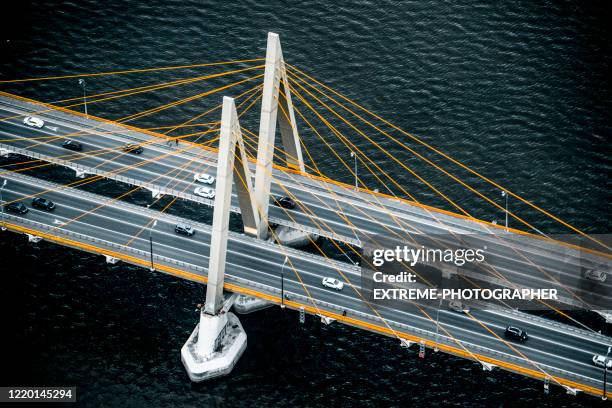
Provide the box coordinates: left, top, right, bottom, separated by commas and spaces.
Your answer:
1, 171, 611, 397
0, 93, 609, 310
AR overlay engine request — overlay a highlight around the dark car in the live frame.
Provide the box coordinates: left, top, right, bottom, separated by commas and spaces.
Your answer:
5, 202, 28, 215
505, 325, 528, 342
32, 197, 56, 211
62, 140, 83, 151
275, 196, 296, 209
175, 222, 195, 236
122, 143, 143, 154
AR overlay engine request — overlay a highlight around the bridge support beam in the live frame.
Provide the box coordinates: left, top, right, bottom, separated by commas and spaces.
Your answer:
254, 32, 305, 240
182, 96, 255, 382
27, 234, 43, 243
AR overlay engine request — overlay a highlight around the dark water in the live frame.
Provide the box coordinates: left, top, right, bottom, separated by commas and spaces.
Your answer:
0, 1, 610, 406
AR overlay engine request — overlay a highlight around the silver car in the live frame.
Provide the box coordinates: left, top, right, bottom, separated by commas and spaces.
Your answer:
23, 116, 45, 128
592, 354, 612, 369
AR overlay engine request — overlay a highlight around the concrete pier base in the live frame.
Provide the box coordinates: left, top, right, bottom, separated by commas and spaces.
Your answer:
233, 294, 272, 314
271, 225, 317, 248
181, 311, 247, 382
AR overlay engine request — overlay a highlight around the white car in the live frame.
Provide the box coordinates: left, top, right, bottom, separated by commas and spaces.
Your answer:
448, 300, 470, 314
194, 186, 215, 199
23, 116, 45, 128
322, 277, 344, 291
194, 173, 215, 184
592, 354, 612, 369
584, 269, 607, 282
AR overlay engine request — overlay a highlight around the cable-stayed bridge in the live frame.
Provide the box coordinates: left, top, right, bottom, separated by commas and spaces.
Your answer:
0, 33, 610, 399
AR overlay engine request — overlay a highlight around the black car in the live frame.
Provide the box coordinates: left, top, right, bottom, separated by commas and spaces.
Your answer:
175, 222, 195, 236
32, 197, 56, 211
505, 325, 528, 342
275, 196, 296, 209
62, 140, 83, 151
5, 202, 28, 214
122, 143, 143, 154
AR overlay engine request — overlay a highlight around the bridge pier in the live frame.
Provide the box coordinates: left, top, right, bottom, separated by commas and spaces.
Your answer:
104, 255, 120, 264
69, 167, 88, 179
181, 294, 246, 382
563, 385, 580, 395
182, 97, 253, 382
400, 338, 414, 349
27, 234, 43, 243
147, 188, 162, 199
233, 294, 272, 314
594, 310, 612, 324
481, 361, 496, 371
320, 315, 336, 325
270, 225, 317, 248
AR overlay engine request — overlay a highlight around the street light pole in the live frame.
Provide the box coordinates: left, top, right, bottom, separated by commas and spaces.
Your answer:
434, 296, 442, 352
0, 179, 7, 226
149, 219, 158, 271
281, 256, 288, 308
78, 79, 88, 119
350, 151, 357, 189
603, 346, 611, 400
501, 190, 508, 230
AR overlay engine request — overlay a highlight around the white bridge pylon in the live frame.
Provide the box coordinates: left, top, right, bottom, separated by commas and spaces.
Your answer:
183, 33, 305, 382
181, 97, 250, 382
254, 32, 305, 239
205, 96, 259, 316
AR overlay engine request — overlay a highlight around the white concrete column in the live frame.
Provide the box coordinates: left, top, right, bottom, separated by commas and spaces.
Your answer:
254, 32, 304, 240
205, 96, 259, 315
205, 97, 238, 315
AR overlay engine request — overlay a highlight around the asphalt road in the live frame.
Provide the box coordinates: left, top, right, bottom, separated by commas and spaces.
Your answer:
0, 94, 610, 311
1, 171, 611, 396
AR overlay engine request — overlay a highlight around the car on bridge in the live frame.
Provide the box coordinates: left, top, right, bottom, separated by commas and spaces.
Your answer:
61, 140, 83, 151
592, 354, 612, 369
274, 196, 296, 209
5, 202, 28, 215
194, 173, 215, 184
175, 222, 195, 236
23, 116, 45, 128
121, 143, 143, 154
448, 300, 470, 314
584, 268, 607, 283
322, 277, 344, 291
505, 325, 529, 342
32, 197, 56, 211
194, 186, 215, 199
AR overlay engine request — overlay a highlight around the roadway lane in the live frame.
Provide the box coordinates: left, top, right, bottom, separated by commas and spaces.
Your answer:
1, 171, 611, 396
